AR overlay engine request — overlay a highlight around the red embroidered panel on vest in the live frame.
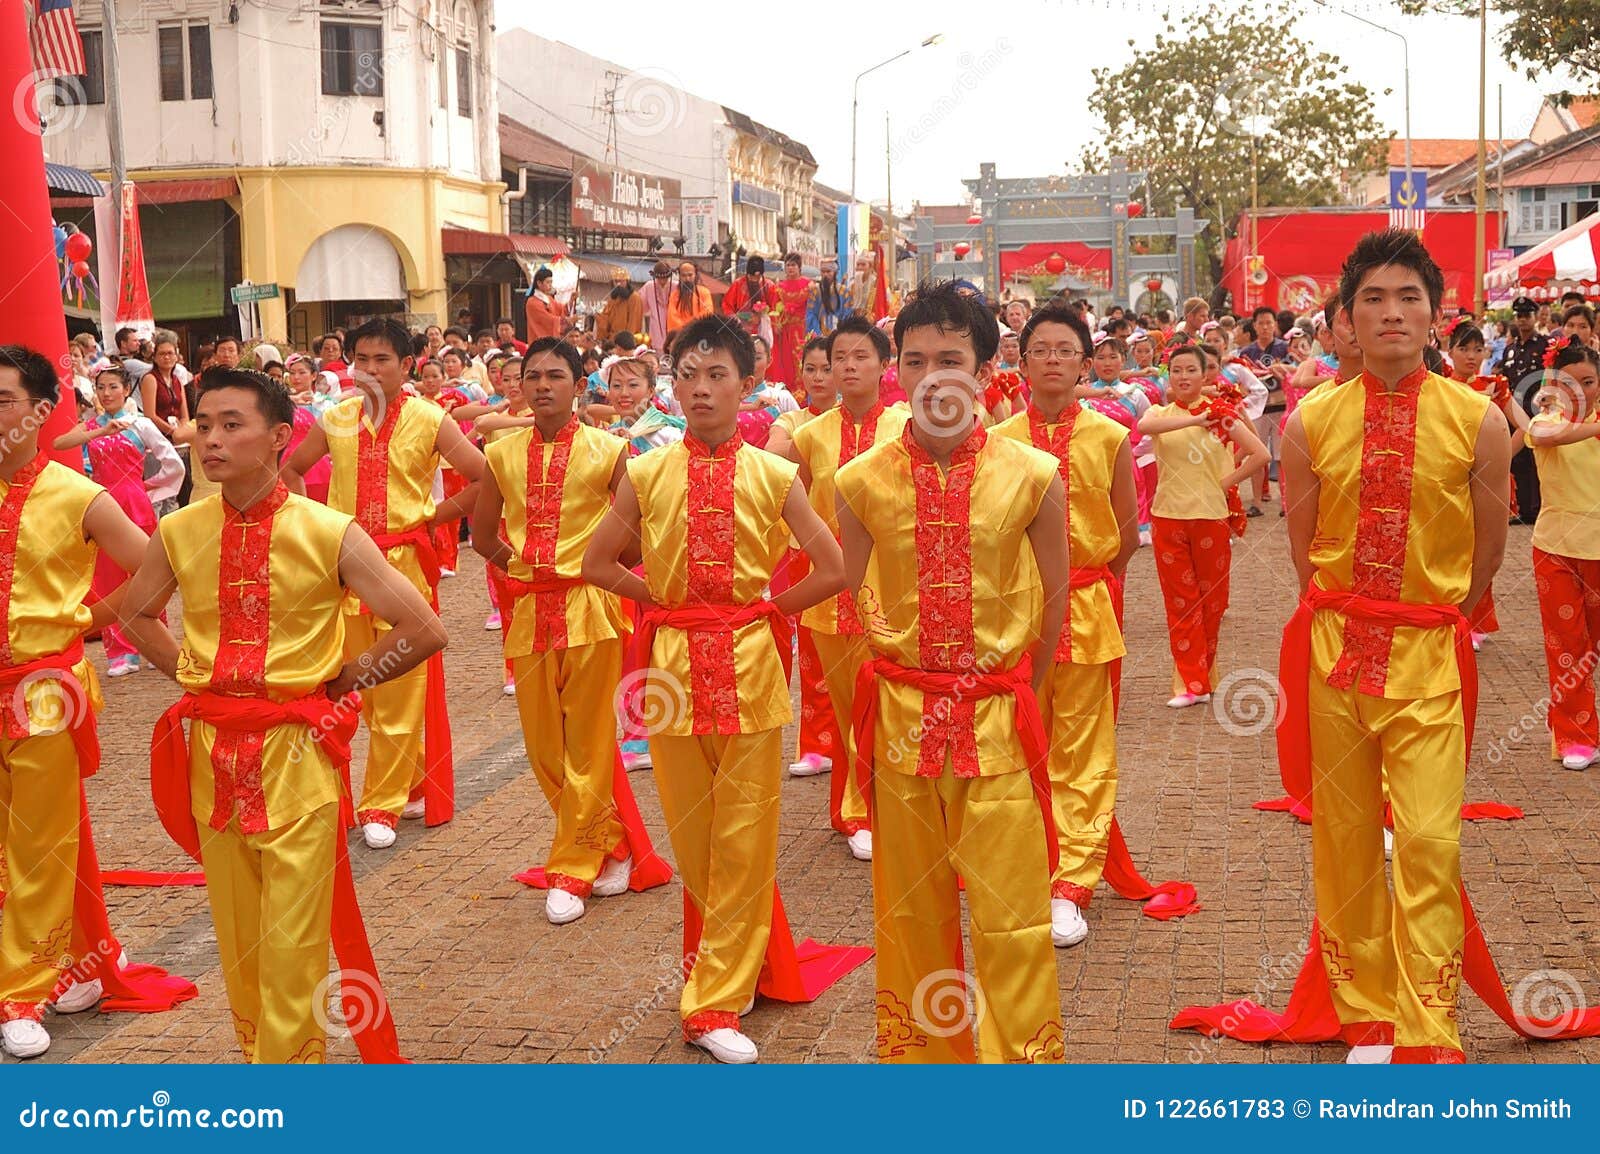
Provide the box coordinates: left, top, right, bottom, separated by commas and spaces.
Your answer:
355, 394, 408, 536
904, 422, 984, 777
1326, 367, 1425, 694
835, 403, 885, 635
684, 433, 742, 734
207, 483, 288, 834
1029, 406, 1078, 663
0, 455, 49, 670
522, 418, 577, 652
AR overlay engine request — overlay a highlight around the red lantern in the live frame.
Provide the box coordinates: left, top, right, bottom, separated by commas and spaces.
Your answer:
1145, 277, 1163, 292
966, 213, 983, 225
64, 232, 92, 262
953, 241, 971, 259
1126, 202, 1145, 219
1044, 253, 1066, 275
71, 260, 90, 278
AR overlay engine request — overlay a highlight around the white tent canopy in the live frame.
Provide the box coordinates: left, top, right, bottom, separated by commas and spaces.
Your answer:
1484, 213, 1600, 290
295, 225, 405, 302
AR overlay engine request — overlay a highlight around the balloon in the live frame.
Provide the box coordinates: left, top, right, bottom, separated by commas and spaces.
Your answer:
64, 232, 92, 262
52, 225, 67, 257
1126, 202, 1146, 218
71, 260, 89, 278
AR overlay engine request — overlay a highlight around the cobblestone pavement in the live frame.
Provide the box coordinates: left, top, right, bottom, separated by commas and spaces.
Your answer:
12, 505, 1600, 1065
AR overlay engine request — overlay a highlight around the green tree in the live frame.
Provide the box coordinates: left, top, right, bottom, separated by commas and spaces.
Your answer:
1082, 8, 1388, 287
1399, 1, 1600, 85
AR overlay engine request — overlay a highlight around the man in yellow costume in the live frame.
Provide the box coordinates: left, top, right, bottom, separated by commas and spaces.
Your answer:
0, 345, 195, 1060
473, 337, 672, 926
836, 281, 1070, 1064
992, 304, 1141, 947
788, 315, 909, 861
284, 317, 485, 848
585, 314, 864, 1065
123, 367, 446, 1063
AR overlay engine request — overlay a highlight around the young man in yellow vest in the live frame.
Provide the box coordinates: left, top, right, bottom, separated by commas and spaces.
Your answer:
121, 367, 446, 1063
0, 345, 193, 1060
473, 337, 672, 925
284, 317, 485, 848
836, 281, 1070, 1063
584, 314, 850, 1064
992, 304, 1140, 947
1280, 230, 1510, 1063
787, 315, 910, 860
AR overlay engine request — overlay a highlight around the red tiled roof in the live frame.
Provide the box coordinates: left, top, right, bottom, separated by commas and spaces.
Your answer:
1566, 99, 1600, 130
1385, 138, 1519, 168
498, 115, 581, 171
1502, 135, 1600, 188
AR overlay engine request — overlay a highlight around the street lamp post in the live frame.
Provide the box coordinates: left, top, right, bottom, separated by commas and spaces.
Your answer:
1313, 1, 1411, 186
851, 35, 942, 202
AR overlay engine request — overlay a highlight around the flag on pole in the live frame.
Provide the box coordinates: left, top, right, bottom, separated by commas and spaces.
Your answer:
1387, 168, 1427, 232
28, 0, 87, 80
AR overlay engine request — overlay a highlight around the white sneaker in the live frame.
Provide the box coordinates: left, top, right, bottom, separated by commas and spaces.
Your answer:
1, 1018, 50, 1059
691, 1027, 758, 1064
1138, 529, 1152, 547
1560, 745, 1597, 771
546, 888, 586, 925
1346, 1043, 1393, 1064
847, 828, 873, 861
1166, 692, 1212, 708
741, 995, 757, 1015
1383, 827, 1394, 859
401, 798, 427, 821
51, 978, 103, 1015
592, 855, 633, 897
362, 822, 397, 849
621, 749, 653, 772
484, 611, 502, 631
439, 568, 457, 579
502, 680, 516, 696
1051, 898, 1089, 947
788, 753, 832, 778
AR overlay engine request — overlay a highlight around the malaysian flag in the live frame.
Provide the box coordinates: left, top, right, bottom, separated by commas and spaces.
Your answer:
1387, 168, 1427, 233
28, 0, 87, 80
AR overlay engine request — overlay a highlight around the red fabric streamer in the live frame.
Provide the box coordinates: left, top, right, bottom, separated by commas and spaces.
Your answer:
1253, 796, 1523, 824
631, 600, 794, 689
99, 871, 207, 887
371, 528, 454, 827
513, 750, 674, 893
851, 653, 1059, 875
151, 690, 405, 1063
682, 886, 872, 1003
1173, 589, 1600, 1052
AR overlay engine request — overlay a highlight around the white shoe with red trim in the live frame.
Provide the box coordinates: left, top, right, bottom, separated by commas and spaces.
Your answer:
1, 1018, 50, 1059
692, 1027, 758, 1064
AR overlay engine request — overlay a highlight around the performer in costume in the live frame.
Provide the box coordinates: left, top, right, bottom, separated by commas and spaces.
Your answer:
414, 358, 477, 579
0, 346, 195, 1061
788, 316, 909, 859
1138, 346, 1268, 706
770, 254, 812, 387
1171, 230, 1529, 1064
836, 282, 1069, 1064
721, 256, 779, 342
995, 305, 1153, 946
473, 338, 673, 925
804, 258, 850, 338
1519, 337, 1600, 771
584, 314, 866, 1065
53, 365, 184, 678
283, 318, 485, 848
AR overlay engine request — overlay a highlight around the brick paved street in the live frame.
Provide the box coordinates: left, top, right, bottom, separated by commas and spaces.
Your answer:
14, 507, 1600, 1065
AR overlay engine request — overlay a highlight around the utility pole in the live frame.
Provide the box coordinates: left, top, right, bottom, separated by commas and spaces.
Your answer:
102, 0, 128, 283
1473, 0, 1487, 316
591, 70, 623, 166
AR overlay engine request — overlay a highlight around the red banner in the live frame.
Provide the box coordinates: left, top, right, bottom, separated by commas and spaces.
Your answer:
115, 182, 154, 332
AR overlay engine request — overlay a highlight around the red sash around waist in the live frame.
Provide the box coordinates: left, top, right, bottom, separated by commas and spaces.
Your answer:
631, 600, 794, 686
501, 573, 586, 599
370, 527, 441, 591
850, 653, 1058, 874
1069, 565, 1115, 590
0, 641, 98, 776
151, 689, 405, 1063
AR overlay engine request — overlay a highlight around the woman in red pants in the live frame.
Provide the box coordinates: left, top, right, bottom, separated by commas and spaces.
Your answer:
1138, 344, 1268, 707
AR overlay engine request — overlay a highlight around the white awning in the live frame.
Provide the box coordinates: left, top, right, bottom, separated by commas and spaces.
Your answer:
295, 225, 405, 302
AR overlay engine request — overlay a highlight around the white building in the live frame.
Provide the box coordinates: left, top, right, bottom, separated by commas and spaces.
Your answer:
46, 0, 506, 347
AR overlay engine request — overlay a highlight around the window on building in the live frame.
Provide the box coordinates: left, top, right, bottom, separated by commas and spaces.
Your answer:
158, 23, 212, 101
436, 34, 448, 109
61, 29, 105, 105
1577, 200, 1598, 225
320, 21, 384, 96
455, 46, 471, 117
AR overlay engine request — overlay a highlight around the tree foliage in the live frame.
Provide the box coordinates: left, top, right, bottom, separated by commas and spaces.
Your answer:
1082, 8, 1388, 285
1400, 1, 1600, 86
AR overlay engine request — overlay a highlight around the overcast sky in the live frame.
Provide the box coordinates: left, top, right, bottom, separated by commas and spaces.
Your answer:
499, 0, 1579, 208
